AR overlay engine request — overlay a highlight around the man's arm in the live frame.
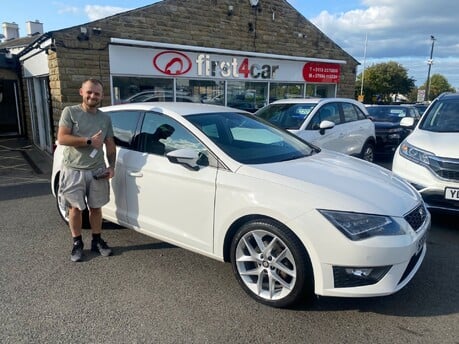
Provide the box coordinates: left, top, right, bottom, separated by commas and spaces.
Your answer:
57, 126, 88, 147
105, 136, 116, 178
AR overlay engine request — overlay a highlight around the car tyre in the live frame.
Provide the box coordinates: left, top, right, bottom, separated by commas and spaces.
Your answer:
361, 142, 375, 162
230, 219, 314, 308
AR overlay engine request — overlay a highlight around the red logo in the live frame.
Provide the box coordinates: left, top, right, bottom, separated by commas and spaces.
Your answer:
153, 51, 192, 76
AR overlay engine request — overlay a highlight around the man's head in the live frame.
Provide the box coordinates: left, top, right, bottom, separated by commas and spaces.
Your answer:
80, 78, 104, 112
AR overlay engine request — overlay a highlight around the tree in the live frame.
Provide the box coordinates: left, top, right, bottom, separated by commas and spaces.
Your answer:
356, 61, 416, 103
419, 74, 455, 101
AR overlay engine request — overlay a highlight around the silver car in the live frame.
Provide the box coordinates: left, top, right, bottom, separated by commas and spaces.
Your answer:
255, 98, 376, 162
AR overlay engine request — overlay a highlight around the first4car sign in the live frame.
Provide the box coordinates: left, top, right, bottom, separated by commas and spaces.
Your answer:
195, 54, 279, 79
109, 44, 344, 83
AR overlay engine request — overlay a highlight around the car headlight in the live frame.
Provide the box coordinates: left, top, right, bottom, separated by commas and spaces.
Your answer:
399, 142, 433, 166
318, 210, 406, 241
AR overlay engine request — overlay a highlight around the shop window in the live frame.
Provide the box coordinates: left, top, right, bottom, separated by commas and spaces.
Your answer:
306, 84, 336, 98
227, 81, 268, 113
269, 83, 305, 103
112, 76, 173, 104
177, 79, 224, 104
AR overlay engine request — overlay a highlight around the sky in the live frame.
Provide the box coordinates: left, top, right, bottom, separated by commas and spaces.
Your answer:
1, 0, 458, 89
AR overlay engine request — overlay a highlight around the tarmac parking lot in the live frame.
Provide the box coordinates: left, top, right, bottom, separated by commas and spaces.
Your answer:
0, 138, 458, 343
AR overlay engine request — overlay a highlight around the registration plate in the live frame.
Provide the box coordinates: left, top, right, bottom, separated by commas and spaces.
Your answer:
444, 187, 459, 201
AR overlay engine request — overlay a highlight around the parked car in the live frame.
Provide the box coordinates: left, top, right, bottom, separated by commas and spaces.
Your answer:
52, 102, 429, 308
255, 98, 376, 162
121, 90, 196, 103
366, 104, 421, 155
392, 92, 459, 213
412, 102, 429, 115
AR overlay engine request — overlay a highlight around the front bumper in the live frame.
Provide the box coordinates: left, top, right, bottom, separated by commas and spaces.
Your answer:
392, 149, 459, 213
289, 204, 430, 298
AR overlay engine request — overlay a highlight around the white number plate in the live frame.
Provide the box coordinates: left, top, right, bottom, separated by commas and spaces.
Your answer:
444, 187, 459, 201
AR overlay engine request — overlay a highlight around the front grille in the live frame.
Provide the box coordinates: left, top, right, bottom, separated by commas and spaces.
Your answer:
428, 156, 459, 182
404, 203, 428, 232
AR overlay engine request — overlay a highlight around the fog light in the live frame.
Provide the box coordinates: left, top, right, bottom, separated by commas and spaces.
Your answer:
333, 266, 391, 288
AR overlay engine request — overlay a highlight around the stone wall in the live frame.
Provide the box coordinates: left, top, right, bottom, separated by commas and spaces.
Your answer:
47, 0, 358, 135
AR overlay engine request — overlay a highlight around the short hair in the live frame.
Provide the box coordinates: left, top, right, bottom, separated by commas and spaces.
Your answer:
82, 78, 103, 88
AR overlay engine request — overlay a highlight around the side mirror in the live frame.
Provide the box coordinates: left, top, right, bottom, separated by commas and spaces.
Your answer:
166, 148, 200, 171
319, 120, 335, 135
400, 117, 415, 128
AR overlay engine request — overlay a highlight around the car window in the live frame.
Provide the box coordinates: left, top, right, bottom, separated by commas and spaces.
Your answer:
307, 103, 340, 129
420, 100, 459, 132
107, 110, 141, 148
256, 103, 316, 129
342, 103, 366, 122
367, 106, 408, 122
134, 112, 207, 159
188, 112, 314, 164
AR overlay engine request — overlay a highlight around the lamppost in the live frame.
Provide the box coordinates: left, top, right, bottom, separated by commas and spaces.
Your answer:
425, 35, 436, 102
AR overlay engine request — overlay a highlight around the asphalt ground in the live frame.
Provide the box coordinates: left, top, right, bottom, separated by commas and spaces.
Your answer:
0, 137, 457, 343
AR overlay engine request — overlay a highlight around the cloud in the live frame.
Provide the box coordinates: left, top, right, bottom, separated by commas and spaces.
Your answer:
53, 2, 80, 15
310, 0, 459, 87
84, 5, 132, 21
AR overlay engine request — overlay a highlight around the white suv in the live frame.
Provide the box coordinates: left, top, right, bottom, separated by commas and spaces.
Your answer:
392, 92, 459, 213
255, 98, 376, 162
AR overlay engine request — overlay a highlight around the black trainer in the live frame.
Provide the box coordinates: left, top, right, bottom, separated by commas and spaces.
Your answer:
91, 238, 112, 257
71, 241, 84, 262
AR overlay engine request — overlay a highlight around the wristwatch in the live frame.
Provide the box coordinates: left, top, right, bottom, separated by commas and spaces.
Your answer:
86, 138, 92, 145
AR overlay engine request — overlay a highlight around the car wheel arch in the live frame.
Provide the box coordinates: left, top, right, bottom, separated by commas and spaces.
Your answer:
222, 215, 312, 266
227, 216, 315, 307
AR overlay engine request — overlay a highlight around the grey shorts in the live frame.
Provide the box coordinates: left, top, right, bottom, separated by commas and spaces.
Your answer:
59, 166, 109, 210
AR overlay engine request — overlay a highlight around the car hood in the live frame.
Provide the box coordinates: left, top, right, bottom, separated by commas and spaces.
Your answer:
237, 151, 420, 216
407, 129, 459, 158
374, 121, 400, 129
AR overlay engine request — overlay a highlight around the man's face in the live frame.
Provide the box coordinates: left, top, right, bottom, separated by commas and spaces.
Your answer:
80, 81, 103, 109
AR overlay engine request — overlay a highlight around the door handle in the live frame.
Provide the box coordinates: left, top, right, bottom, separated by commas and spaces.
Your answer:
128, 171, 143, 177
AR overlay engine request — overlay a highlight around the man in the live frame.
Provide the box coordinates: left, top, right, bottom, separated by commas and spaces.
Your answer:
57, 78, 116, 262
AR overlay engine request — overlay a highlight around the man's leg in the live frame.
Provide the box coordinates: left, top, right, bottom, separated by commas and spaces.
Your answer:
69, 206, 84, 262
89, 207, 102, 235
69, 206, 83, 237
89, 207, 112, 257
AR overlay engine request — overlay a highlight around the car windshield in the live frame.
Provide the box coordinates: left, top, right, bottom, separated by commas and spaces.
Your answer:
187, 112, 316, 164
255, 103, 317, 129
419, 100, 459, 132
367, 106, 409, 122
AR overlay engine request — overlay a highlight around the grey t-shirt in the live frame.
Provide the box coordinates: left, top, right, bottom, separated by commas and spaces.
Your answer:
59, 104, 114, 170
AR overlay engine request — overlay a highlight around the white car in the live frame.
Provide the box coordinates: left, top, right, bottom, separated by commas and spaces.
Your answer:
255, 98, 376, 162
52, 102, 429, 308
393, 92, 459, 213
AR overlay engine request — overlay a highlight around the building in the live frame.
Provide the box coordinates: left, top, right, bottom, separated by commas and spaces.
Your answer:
0, 0, 359, 155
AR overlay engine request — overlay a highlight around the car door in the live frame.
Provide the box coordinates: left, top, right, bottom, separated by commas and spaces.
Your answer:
104, 110, 143, 225
296, 102, 343, 152
124, 111, 217, 253
339, 102, 373, 156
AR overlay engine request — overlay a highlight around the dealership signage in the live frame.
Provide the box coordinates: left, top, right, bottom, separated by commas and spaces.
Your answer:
110, 44, 342, 83
303, 62, 340, 83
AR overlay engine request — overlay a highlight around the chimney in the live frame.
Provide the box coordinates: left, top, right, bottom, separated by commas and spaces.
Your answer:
26, 20, 44, 36
2, 22, 20, 40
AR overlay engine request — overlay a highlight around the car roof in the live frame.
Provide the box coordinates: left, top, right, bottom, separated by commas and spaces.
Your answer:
437, 92, 459, 100
270, 97, 361, 105
100, 102, 247, 116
